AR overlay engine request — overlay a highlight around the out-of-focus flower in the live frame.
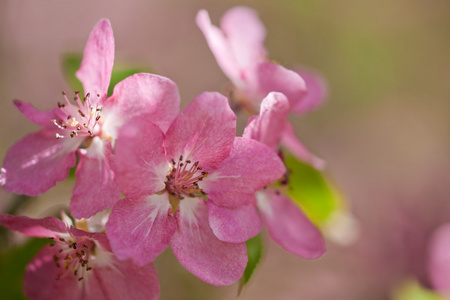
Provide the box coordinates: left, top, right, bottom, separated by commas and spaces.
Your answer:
0, 212, 160, 300
196, 6, 326, 169
428, 223, 450, 298
0, 19, 180, 219
223, 91, 324, 259
106, 92, 285, 286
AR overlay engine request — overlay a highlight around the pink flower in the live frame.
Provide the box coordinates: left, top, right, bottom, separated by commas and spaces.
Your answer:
428, 223, 450, 296
0, 213, 160, 300
0, 19, 180, 219
196, 7, 326, 169
210, 92, 325, 259
106, 92, 285, 286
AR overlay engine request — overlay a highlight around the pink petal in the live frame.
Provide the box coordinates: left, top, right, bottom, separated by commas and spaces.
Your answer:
88, 257, 160, 300
0, 214, 67, 238
196, 10, 242, 86
24, 246, 79, 300
76, 19, 114, 103
208, 200, 263, 243
281, 122, 326, 170
257, 190, 325, 259
70, 141, 121, 219
203, 137, 285, 208
171, 198, 247, 286
243, 62, 306, 108
112, 118, 167, 199
105, 73, 180, 134
106, 194, 177, 266
69, 227, 112, 252
14, 100, 58, 129
164, 92, 236, 171
243, 92, 289, 148
25, 245, 160, 300
220, 6, 267, 68
1, 130, 79, 195
291, 68, 328, 114
428, 223, 450, 294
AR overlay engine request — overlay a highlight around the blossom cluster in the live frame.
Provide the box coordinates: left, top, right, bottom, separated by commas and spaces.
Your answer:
0, 7, 327, 299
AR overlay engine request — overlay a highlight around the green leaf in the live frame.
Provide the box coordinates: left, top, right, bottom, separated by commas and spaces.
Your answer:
61, 53, 152, 97
393, 281, 443, 300
0, 238, 48, 300
238, 234, 263, 294
284, 153, 341, 224
61, 53, 83, 93
107, 67, 151, 97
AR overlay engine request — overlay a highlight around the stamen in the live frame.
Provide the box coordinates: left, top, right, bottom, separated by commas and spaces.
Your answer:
52, 91, 103, 140
165, 157, 208, 200
51, 236, 94, 283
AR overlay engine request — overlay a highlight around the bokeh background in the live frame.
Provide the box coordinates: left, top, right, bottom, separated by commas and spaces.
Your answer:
1, 0, 450, 299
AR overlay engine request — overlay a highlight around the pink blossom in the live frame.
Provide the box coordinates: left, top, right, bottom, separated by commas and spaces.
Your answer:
428, 223, 450, 296
209, 92, 325, 259
106, 92, 285, 286
196, 7, 326, 169
0, 213, 160, 300
0, 19, 180, 219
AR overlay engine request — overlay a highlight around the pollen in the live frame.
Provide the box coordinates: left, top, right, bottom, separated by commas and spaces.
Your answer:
165, 157, 208, 200
51, 91, 102, 139
51, 236, 93, 283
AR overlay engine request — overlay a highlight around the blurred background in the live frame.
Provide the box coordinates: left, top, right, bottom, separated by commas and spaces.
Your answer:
1, 0, 450, 299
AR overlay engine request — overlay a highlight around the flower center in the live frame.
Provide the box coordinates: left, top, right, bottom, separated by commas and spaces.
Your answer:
165, 155, 208, 200
51, 91, 102, 139
49, 236, 94, 282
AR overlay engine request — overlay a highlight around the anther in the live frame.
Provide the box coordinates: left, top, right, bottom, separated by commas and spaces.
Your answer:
186, 160, 191, 164
95, 115, 101, 121
179, 155, 183, 161
82, 245, 88, 249
78, 110, 85, 117
79, 277, 84, 281
75, 91, 80, 95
